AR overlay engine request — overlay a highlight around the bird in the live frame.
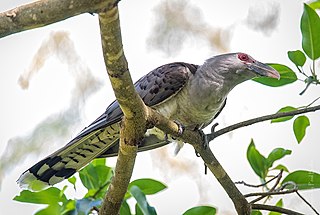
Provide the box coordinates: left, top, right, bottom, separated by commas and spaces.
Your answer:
18, 52, 280, 191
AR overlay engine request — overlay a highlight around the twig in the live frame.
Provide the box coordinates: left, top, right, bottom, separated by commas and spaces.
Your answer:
245, 189, 297, 198
305, 97, 320, 108
208, 105, 320, 141
252, 204, 304, 215
235, 170, 283, 188
296, 191, 320, 215
249, 170, 284, 204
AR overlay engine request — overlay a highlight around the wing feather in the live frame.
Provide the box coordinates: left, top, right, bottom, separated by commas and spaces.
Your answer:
75, 62, 198, 138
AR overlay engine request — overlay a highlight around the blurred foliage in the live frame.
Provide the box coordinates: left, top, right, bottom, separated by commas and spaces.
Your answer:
147, 0, 230, 56
0, 31, 102, 186
245, 1, 280, 36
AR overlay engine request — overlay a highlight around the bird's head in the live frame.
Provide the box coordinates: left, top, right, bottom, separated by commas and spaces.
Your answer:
204, 52, 280, 84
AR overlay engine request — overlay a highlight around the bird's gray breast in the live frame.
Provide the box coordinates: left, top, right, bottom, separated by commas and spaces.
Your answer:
153, 86, 224, 129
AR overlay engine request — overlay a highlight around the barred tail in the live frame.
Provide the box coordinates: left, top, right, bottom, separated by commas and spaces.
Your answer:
17, 124, 120, 191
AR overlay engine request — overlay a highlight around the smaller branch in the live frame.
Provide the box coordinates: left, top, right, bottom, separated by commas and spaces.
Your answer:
235, 170, 283, 188
208, 105, 320, 141
296, 65, 308, 78
252, 204, 304, 215
305, 97, 320, 108
245, 189, 297, 198
249, 170, 283, 204
296, 191, 320, 215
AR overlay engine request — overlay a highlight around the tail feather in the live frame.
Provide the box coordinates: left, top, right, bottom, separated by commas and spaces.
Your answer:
18, 125, 174, 191
18, 124, 120, 191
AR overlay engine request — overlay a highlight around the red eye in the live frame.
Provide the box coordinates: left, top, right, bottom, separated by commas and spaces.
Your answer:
238, 53, 249, 61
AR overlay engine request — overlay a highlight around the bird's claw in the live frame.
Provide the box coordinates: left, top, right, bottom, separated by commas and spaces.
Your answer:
198, 123, 219, 149
198, 129, 209, 149
174, 120, 185, 136
206, 122, 219, 143
195, 149, 200, 157
211, 122, 219, 134
164, 121, 184, 143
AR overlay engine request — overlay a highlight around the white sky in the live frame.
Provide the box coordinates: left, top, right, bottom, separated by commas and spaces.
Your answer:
0, 0, 319, 214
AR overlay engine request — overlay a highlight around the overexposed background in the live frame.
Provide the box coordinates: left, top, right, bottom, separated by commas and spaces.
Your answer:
0, 0, 319, 214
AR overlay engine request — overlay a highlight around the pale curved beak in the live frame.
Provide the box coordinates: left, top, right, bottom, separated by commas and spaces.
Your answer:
248, 61, 280, 80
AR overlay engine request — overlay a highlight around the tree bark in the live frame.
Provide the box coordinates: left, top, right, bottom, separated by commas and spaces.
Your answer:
0, 0, 118, 38
98, 6, 147, 215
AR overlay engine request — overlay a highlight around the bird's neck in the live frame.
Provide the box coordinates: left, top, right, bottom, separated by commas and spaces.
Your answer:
190, 65, 232, 100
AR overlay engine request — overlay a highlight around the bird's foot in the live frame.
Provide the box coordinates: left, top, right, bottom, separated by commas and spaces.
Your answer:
164, 121, 184, 143
207, 122, 219, 143
198, 122, 219, 149
174, 120, 185, 136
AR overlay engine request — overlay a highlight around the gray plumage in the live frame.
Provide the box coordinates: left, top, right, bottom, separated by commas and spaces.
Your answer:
18, 53, 280, 190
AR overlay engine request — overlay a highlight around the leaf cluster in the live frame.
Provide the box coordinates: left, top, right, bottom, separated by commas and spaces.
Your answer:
14, 158, 217, 215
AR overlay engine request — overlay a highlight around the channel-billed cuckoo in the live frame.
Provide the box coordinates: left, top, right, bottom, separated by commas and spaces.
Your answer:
18, 53, 280, 190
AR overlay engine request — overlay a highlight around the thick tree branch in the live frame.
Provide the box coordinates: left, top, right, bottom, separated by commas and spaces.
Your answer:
0, 0, 118, 38
98, 5, 147, 215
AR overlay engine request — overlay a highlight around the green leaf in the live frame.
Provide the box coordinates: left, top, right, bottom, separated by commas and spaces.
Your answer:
253, 64, 297, 87
272, 164, 289, 173
267, 148, 292, 168
251, 211, 263, 215
61, 200, 76, 215
129, 186, 157, 215
271, 106, 297, 123
120, 201, 132, 215
301, 4, 320, 60
79, 163, 99, 190
309, 1, 320, 10
288, 50, 306, 66
91, 158, 106, 166
126, 178, 167, 199
35, 204, 62, 215
282, 170, 320, 190
293, 115, 310, 143
79, 162, 113, 194
68, 176, 77, 190
14, 187, 67, 204
269, 199, 283, 215
247, 140, 268, 179
183, 206, 216, 215
135, 203, 144, 215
